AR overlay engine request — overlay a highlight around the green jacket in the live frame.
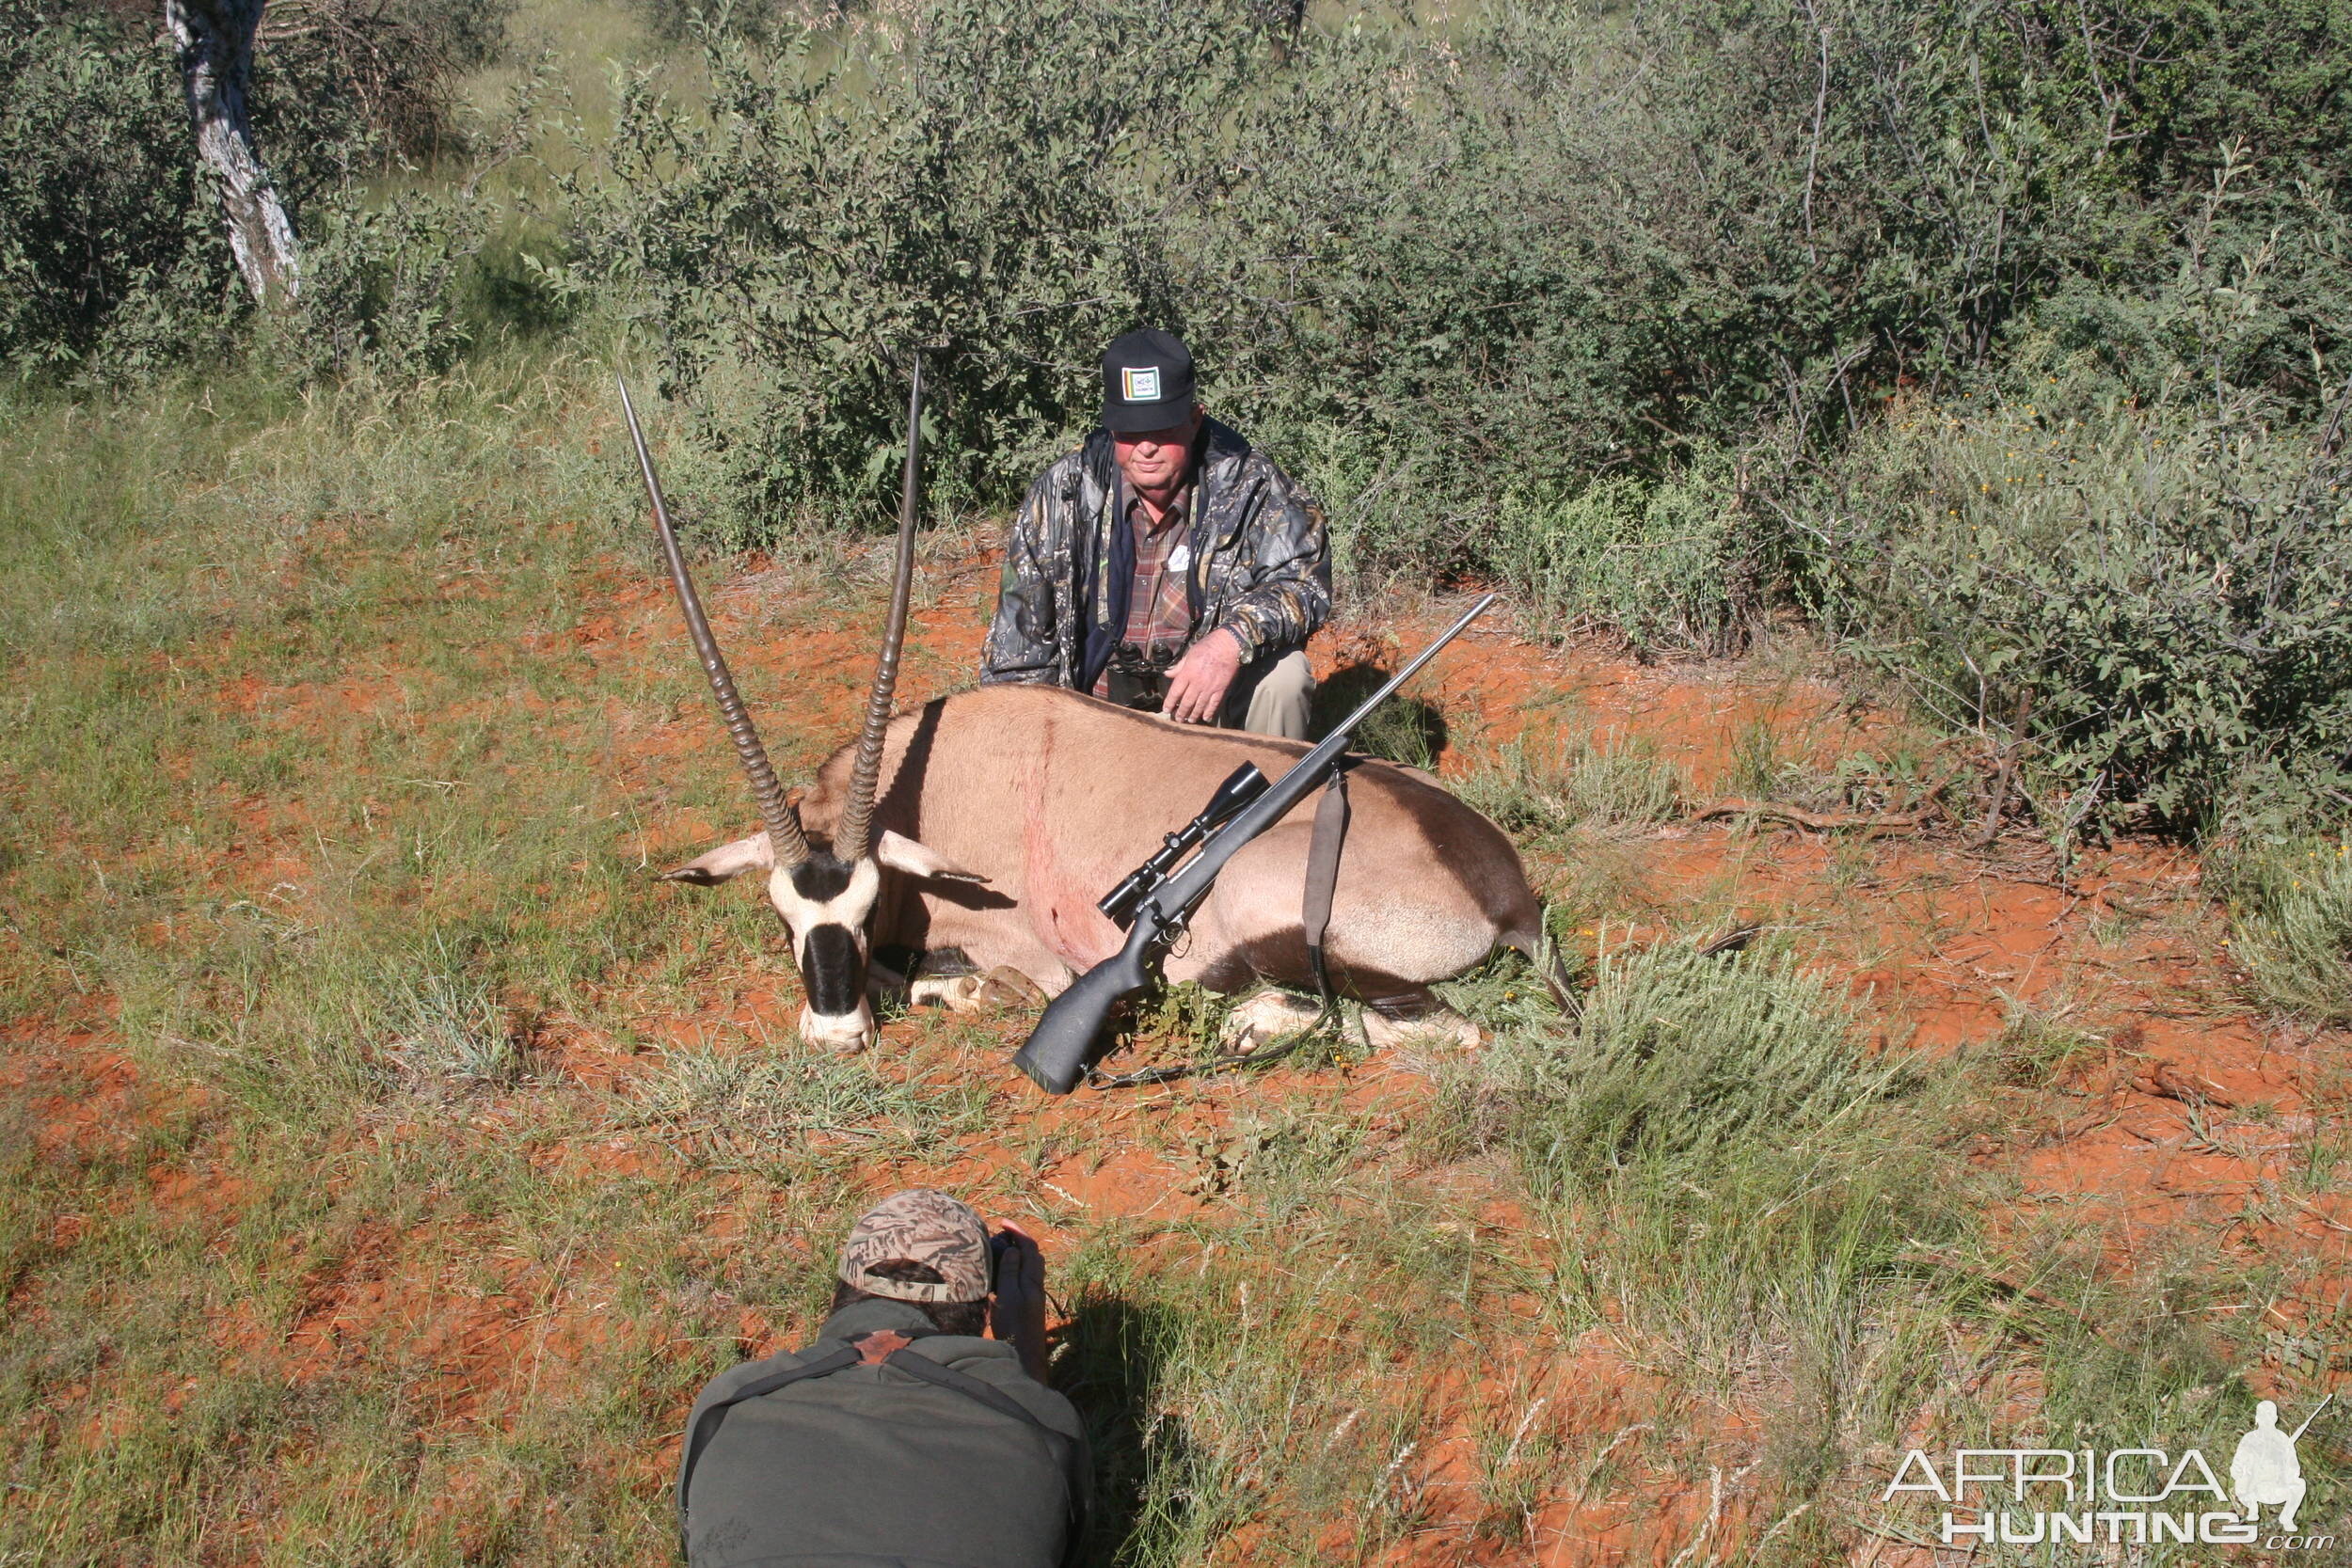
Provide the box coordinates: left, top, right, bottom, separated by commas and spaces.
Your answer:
980, 418, 1331, 694
676, 1298, 1090, 1568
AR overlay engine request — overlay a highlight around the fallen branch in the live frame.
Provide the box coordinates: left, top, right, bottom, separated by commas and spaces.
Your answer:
2131, 1059, 2238, 1109
1688, 799, 1929, 834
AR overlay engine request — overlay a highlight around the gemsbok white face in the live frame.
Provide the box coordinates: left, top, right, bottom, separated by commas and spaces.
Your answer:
621, 362, 979, 1051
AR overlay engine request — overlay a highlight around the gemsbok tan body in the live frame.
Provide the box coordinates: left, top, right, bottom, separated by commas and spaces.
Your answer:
624, 368, 1551, 1055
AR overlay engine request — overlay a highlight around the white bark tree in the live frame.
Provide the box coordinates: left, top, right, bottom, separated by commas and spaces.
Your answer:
165, 0, 301, 304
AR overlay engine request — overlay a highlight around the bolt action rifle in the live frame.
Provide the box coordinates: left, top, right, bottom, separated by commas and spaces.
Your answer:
1012, 594, 1497, 1095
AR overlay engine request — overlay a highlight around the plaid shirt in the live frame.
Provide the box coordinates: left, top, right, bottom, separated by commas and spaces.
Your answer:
1090, 485, 1193, 695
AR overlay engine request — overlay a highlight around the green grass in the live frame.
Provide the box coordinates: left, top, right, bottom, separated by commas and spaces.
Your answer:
2224, 839, 2352, 1024
1456, 728, 1686, 836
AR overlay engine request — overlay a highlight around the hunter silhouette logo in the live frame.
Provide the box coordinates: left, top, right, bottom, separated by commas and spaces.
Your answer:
1121, 365, 1162, 403
2234, 1397, 2331, 1532
1884, 1394, 2336, 1551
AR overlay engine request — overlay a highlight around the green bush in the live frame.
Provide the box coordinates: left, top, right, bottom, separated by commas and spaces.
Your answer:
569, 0, 2112, 550
1490, 455, 1765, 658
1803, 384, 2352, 840
253, 0, 519, 166
1457, 732, 1687, 835
1451, 940, 1963, 1404
0, 0, 517, 380
564, 0, 1268, 542
0, 6, 236, 375
264, 183, 504, 382
1495, 943, 1913, 1188
573, 0, 2350, 606
628, 0, 792, 43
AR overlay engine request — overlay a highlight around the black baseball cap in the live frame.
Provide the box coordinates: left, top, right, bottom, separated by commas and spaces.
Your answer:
1101, 328, 1197, 433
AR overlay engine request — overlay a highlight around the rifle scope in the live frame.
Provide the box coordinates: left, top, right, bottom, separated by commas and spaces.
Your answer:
1097, 763, 1267, 929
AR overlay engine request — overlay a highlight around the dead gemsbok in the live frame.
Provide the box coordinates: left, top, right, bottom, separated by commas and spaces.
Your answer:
621, 366, 1553, 1059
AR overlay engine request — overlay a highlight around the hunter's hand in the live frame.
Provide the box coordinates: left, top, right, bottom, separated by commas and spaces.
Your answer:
990, 1222, 1050, 1381
1163, 630, 1244, 725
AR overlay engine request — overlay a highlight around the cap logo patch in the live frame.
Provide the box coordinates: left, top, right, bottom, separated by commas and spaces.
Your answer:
1122, 365, 1163, 402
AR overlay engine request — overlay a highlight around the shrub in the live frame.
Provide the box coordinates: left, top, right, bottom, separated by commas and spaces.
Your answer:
1447, 940, 1963, 1406
568, 0, 2124, 552
0, 0, 516, 379
255, 0, 519, 165
1457, 732, 1687, 835
1492, 942, 1913, 1189
570, 0, 2351, 577
564, 0, 1275, 542
1489, 455, 1766, 658
263, 182, 501, 382
1801, 385, 2352, 841
628, 0, 795, 44
0, 5, 236, 375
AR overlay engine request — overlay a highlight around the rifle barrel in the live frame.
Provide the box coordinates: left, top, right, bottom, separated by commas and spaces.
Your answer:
1318, 593, 1497, 749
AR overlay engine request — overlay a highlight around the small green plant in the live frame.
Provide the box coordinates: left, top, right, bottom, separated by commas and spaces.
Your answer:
1986, 995, 2102, 1088
1725, 717, 1804, 800
1459, 731, 1686, 835
383, 962, 522, 1089
1492, 942, 1914, 1185
1344, 694, 1447, 771
1490, 453, 1764, 658
2224, 840, 2352, 1023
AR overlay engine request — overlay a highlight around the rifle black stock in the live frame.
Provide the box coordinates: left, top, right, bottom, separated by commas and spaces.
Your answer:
1011, 593, 1498, 1094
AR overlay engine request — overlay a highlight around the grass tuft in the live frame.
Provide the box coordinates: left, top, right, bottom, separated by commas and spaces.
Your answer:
1986, 993, 2102, 1088
2223, 839, 2352, 1023
386, 958, 526, 1089
1460, 731, 1686, 836
1488, 942, 1913, 1185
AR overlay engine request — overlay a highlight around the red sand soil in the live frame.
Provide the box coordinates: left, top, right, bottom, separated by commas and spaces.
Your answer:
17, 537, 2349, 1564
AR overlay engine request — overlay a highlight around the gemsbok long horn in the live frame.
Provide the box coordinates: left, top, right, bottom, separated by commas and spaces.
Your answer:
833, 356, 925, 863
619, 376, 811, 871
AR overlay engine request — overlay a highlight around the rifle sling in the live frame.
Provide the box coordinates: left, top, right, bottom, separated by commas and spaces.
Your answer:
1302, 762, 1350, 1008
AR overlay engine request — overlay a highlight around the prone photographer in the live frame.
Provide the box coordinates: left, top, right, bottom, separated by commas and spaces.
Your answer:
675, 1190, 1089, 1568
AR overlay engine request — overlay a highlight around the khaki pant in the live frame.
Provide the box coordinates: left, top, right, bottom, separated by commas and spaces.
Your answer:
1221, 648, 1314, 739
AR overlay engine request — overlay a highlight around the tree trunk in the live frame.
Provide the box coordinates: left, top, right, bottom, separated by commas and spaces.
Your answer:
165, 0, 300, 305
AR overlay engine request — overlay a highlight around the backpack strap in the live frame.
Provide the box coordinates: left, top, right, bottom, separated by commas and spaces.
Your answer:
879, 1344, 1068, 1439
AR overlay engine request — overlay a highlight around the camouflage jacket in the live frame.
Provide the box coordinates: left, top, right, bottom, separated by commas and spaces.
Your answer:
981, 417, 1331, 692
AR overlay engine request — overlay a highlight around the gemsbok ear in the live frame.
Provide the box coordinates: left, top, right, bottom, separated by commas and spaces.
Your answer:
876, 830, 989, 884
661, 832, 774, 885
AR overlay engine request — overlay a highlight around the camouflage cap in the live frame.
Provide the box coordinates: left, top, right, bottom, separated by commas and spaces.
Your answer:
838, 1189, 993, 1304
